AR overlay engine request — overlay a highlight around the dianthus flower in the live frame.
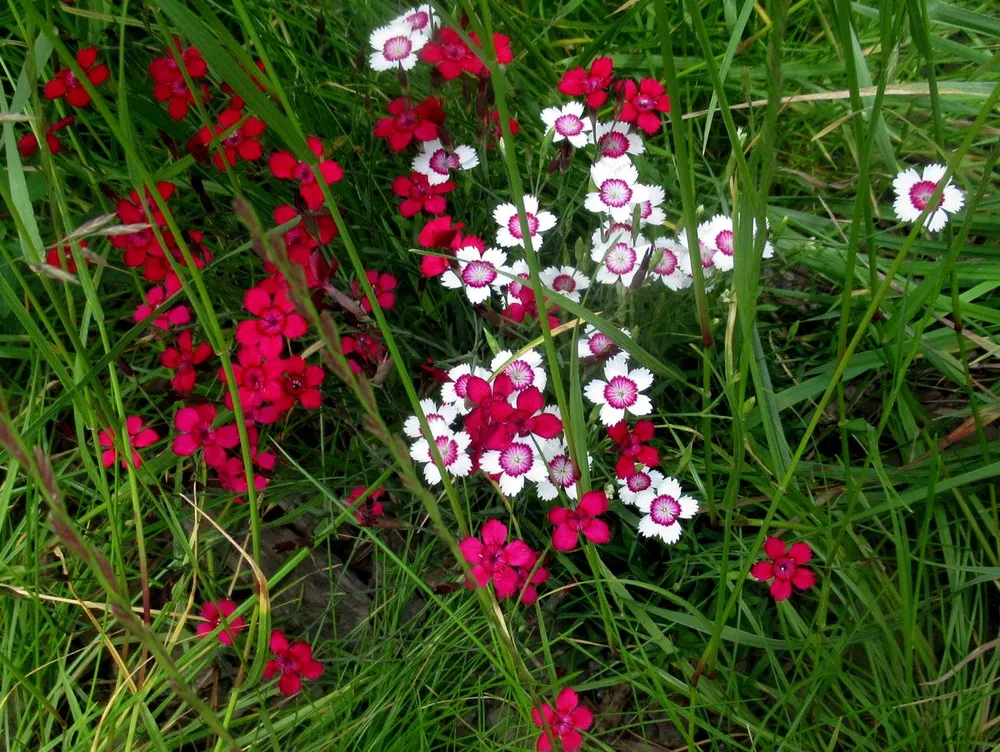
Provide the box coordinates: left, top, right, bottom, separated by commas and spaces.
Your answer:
417, 216, 466, 277
635, 476, 697, 545
264, 355, 325, 411
263, 630, 324, 696
584, 352, 653, 426
222, 346, 282, 408
539, 265, 588, 303
458, 519, 535, 599
536, 439, 584, 500
697, 214, 774, 272
45, 237, 87, 273
403, 398, 458, 439
409, 429, 473, 485
585, 157, 647, 222
483, 386, 563, 451
352, 270, 397, 313
607, 419, 659, 478
549, 490, 611, 551
617, 466, 664, 506
342, 330, 387, 374
196, 599, 245, 646
592, 231, 649, 287
188, 108, 265, 169
558, 57, 614, 108
349, 484, 386, 526
892, 163, 964, 232
412, 139, 479, 186
512, 549, 549, 605
751, 537, 816, 601
236, 285, 308, 359
481, 439, 546, 496
172, 405, 240, 467
375, 96, 445, 152
532, 687, 593, 752
99, 415, 159, 469
44, 47, 110, 107
135, 274, 189, 330
592, 121, 644, 159
149, 38, 210, 120
19, 115, 75, 158
389, 4, 440, 36
649, 237, 691, 290
490, 349, 547, 393
618, 78, 670, 135
419, 28, 492, 79
440, 246, 508, 304
493, 195, 557, 249
392, 171, 455, 217
540, 102, 593, 148
369, 23, 427, 71
268, 137, 344, 210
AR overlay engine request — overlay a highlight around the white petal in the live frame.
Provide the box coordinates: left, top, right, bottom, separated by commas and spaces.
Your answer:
500, 473, 525, 496
713, 250, 734, 271
535, 211, 557, 233
522, 195, 540, 215
450, 455, 473, 478
894, 196, 922, 223
599, 403, 625, 426
440, 271, 462, 289
496, 228, 520, 248
629, 367, 653, 391
480, 451, 502, 474
583, 379, 607, 405
892, 168, 920, 195
453, 145, 479, 170
466, 285, 491, 304
410, 438, 429, 462
535, 480, 557, 501
369, 53, 395, 71
493, 202, 517, 226
941, 185, 964, 213
678, 495, 699, 518
926, 209, 948, 232
922, 163, 947, 183
637, 515, 659, 538
423, 462, 442, 485
604, 351, 630, 379
657, 521, 683, 545
628, 395, 652, 417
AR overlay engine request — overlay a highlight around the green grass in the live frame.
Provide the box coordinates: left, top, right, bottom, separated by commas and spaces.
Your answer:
2, 0, 1000, 749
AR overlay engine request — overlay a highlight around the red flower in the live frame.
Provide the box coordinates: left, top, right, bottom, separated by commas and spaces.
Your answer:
45, 237, 88, 273
417, 216, 465, 277
374, 96, 444, 152
19, 115, 75, 158
487, 110, 519, 147
263, 630, 324, 696
236, 285, 309, 359
272, 204, 338, 288
511, 548, 549, 605
342, 331, 386, 375
172, 405, 240, 467
419, 28, 483, 79
43, 47, 110, 108
263, 355, 325, 410
392, 172, 454, 218
196, 600, 245, 645
99, 415, 159, 469
607, 420, 659, 478
149, 38, 210, 120
116, 181, 175, 228
619, 78, 671, 135
532, 687, 593, 752
222, 346, 282, 408
188, 108, 266, 169
349, 485, 386, 526
160, 330, 213, 393
483, 386, 563, 451
549, 490, 611, 551
352, 270, 397, 313
558, 57, 614, 108
458, 518, 535, 600
268, 137, 343, 210
217, 455, 269, 496
751, 537, 816, 601
462, 374, 513, 450
135, 274, 189, 330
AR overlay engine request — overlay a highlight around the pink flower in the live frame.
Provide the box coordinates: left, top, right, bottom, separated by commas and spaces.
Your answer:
351, 270, 398, 313
196, 599, 245, 645
44, 47, 110, 108
264, 355, 325, 410
512, 549, 549, 605
618, 78, 671, 135
134, 274, 189, 330
607, 420, 659, 478
532, 687, 593, 752
172, 405, 240, 468
161, 330, 214, 393
548, 490, 611, 551
392, 172, 455, 218
458, 519, 535, 600
268, 137, 343, 210
751, 537, 816, 601
349, 484, 386, 526
236, 285, 309, 359
263, 630, 324, 696
222, 345, 282, 409
99, 416, 159, 469
558, 57, 614, 108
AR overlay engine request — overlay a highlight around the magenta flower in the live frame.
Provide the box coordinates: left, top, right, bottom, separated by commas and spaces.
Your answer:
99, 416, 159, 469
548, 490, 611, 551
236, 285, 309, 359
751, 537, 817, 601
532, 687, 593, 752
196, 599, 245, 645
458, 519, 535, 600
172, 405, 240, 468
263, 629, 324, 696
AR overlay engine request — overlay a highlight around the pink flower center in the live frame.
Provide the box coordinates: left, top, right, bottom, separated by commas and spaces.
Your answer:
599, 131, 629, 159
274, 652, 303, 677
443, 42, 469, 61
243, 367, 266, 391
258, 307, 286, 336
504, 360, 534, 390
396, 110, 418, 130
909, 180, 940, 210
434, 435, 459, 466
506, 212, 539, 239
626, 471, 651, 492
649, 494, 680, 526
170, 79, 189, 96
605, 243, 637, 275
382, 36, 413, 62
587, 332, 616, 357
64, 71, 80, 87
636, 93, 655, 110
604, 375, 638, 408
599, 178, 632, 208
549, 454, 578, 487
499, 442, 534, 476
406, 11, 430, 31
773, 556, 796, 580
583, 77, 603, 93
190, 423, 209, 445
714, 230, 734, 256
429, 148, 461, 175
461, 260, 497, 288
555, 113, 584, 137
453, 373, 472, 398
552, 274, 576, 292
654, 249, 678, 276
285, 373, 305, 394
223, 131, 241, 148
293, 162, 315, 183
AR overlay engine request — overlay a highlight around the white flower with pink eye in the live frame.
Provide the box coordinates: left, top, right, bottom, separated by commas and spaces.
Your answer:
697, 214, 774, 273
481, 440, 547, 496
635, 476, 698, 545
535, 439, 591, 501
650, 237, 692, 291
403, 398, 458, 439
539, 265, 589, 303
577, 324, 631, 360
592, 121, 645, 160
892, 163, 964, 232
635, 184, 666, 227
677, 234, 717, 279
585, 157, 648, 223
490, 349, 547, 394
591, 230, 650, 287
369, 24, 426, 71
388, 4, 439, 39
412, 139, 479, 185
617, 467, 665, 506
409, 429, 473, 485
440, 246, 509, 304
540, 101, 593, 148
503, 259, 530, 307
441, 363, 491, 413
493, 195, 557, 249
584, 351, 654, 426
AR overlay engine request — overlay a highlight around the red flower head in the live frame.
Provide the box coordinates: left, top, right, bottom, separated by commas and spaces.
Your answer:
99, 415, 159, 469
19, 115, 75, 158
217, 454, 269, 496
392, 172, 455, 218
189, 109, 266, 169
532, 687, 593, 752
462, 374, 513, 450
558, 57, 614, 108
417, 216, 465, 277
235, 284, 309, 359
263, 355, 325, 411
619, 78, 671, 135
342, 330, 386, 374
351, 270, 398, 313
751, 537, 816, 601
458, 518, 536, 600
44, 47, 110, 108
45, 237, 88, 273
222, 346, 283, 408
160, 329, 213, 392
116, 181, 176, 228
263, 630, 324, 696
149, 38, 210, 120
512, 548, 549, 605
483, 386, 563, 451
135, 274, 189, 331
607, 419, 659, 478
548, 490, 611, 552
419, 27, 483, 79
196, 599, 245, 645
172, 405, 240, 468
272, 205, 338, 288
375, 96, 445, 152
268, 137, 343, 210
221, 58, 268, 108
349, 484, 386, 526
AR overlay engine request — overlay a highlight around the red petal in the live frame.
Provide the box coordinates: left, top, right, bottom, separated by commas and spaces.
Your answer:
552, 525, 579, 552
480, 519, 508, 547
763, 537, 786, 560
578, 490, 607, 517
791, 567, 816, 591
269, 629, 289, 654
268, 151, 298, 179
788, 541, 813, 565
88, 64, 111, 86
770, 579, 793, 601
43, 79, 67, 100
750, 561, 774, 581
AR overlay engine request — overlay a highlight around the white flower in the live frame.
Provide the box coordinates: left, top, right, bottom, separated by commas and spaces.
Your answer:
592, 121, 645, 159
584, 351, 653, 426
649, 237, 692, 291
493, 195, 557, 249
539, 265, 589, 302
540, 101, 593, 148
412, 139, 479, 185
697, 214, 774, 273
369, 24, 426, 72
577, 324, 631, 360
481, 440, 547, 496
440, 246, 509, 304
892, 163, 964, 232
490, 349, 547, 394
677, 234, 716, 279
635, 184, 666, 227
617, 467, 665, 506
585, 157, 648, 222
635, 476, 698, 545
388, 4, 439, 39
441, 363, 491, 413
535, 438, 590, 501
403, 398, 458, 438
410, 430, 473, 485
591, 230, 649, 287
503, 259, 531, 307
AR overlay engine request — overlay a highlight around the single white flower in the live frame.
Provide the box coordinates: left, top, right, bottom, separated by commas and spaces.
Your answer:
635, 476, 698, 544
592, 121, 645, 160
577, 324, 631, 360
617, 467, 665, 507
539, 265, 589, 302
410, 430, 473, 485
535, 438, 591, 501
412, 139, 479, 185
493, 195, 557, 249
490, 349, 547, 394
403, 399, 457, 439
541, 101, 593, 148
369, 24, 426, 72
591, 230, 650, 287
440, 246, 509, 304
892, 163, 964, 232
649, 237, 692, 291
697, 214, 774, 273
503, 259, 531, 307
441, 363, 491, 413
388, 4, 439, 39
585, 157, 648, 222
584, 351, 654, 426
635, 184, 666, 227
481, 440, 547, 496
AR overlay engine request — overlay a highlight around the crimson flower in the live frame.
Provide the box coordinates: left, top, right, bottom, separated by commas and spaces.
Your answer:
458, 518, 535, 600
342, 331, 386, 375
549, 490, 611, 552
392, 172, 455, 218
196, 600, 245, 646
558, 57, 614, 108
19, 115, 75, 158
268, 137, 344, 210
264, 355, 325, 410
272, 205, 338, 288
188, 108, 266, 169
374, 96, 445, 152
116, 181, 175, 228
462, 374, 513, 450
161, 330, 213, 392
135, 274, 189, 330
483, 386, 563, 451
149, 38, 210, 120
236, 285, 308, 359
263, 630, 324, 696
172, 405, 240, 467
44, 47, 110, 107
607, 420, 659, 478
532, 687, 593, 752
619, 78, 671, 135
512, 548, 549, 605
487, 110, 520, 147
217, 455, 269, 496
417, 216, 464, 277
349, 485, 386, 526
419, 28, 483, 79
45, 237, 88, 273
99, 415, 159, 469
222, 346, 282, 408
751, 537, 816, 601
352, 270, 397, 313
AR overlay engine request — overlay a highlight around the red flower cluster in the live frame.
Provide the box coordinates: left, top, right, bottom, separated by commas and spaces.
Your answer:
375, 96, 445, 152
459, 519, 548, 603
149, 37, 210, 120
264, 629, 324, 696
607, 419, 659, 478
418, 28, 512, 80
532, 687, 593, 752
18, 115, 74, 158
187, 107, 266, 169
268, 136, 344, 210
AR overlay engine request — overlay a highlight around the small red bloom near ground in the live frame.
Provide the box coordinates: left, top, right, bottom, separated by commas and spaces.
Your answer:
392, 172, 455, 218
160, 330, 213, 392
19, 115, 75, 158
419, 28, 484, 79
607, 420, 659, 478
236, 285, 309, 359
483, 385, 563, 451
549, 490, 611, 551
263, 630, 324, 696
45, 237, 87, 273
513, 549, 549, 605
375, 96, 445, 152
348, 484, 386, 526
558, 57, 614, 108
618, 78, 671, 135
99, 415, 159, 469
172, 405, 240, 468
264, 356, 325, 410
149, 38, 209, 120
418, 216, 466, 277
751, 537, 817, 601
352, 270, 397, 313
188, 108, 266, 169
267, 136, 344, 210
459, 518, 537, 600
532, 687, 593, 752
135, 274, 189, 330
44, 47, 110, 107
196, 600, 245, 646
